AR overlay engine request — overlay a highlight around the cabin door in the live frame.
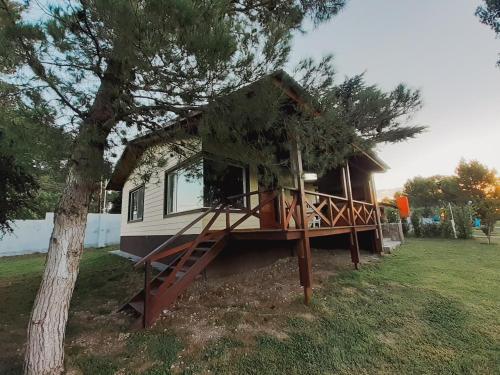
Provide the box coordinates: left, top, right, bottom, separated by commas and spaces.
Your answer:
258, 186, 281, 229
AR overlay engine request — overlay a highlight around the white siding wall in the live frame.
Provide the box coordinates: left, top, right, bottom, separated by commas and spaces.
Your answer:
121, 144, 203, 236
121, 146, 261, 237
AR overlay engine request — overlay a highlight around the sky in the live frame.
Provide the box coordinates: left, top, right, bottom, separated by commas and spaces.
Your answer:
288, 0, 500, 190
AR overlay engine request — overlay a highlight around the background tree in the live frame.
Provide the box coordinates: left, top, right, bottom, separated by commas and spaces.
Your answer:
476, 0, 500, 66
107, 191, 122, 213
403, 160, 499, 240
455, 159, 497, 204
479, 198, 499, 244
477, 181, 500, 244
0, 151, 38, 234
403, 160, 497, 209
0, 84, 71, 219
439, 175, 461, 203
403, 176, 443, 208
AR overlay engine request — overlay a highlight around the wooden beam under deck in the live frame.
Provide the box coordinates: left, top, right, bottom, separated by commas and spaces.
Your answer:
228, 225, 377, 241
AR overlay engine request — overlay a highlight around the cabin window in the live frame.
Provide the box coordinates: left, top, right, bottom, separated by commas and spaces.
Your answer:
203, 159, 247, 207
350, 167, 372, 203
164, 158, 247, 215
165, 161, 204, 214
317, 167, 347, 199
128, 186, 144, 222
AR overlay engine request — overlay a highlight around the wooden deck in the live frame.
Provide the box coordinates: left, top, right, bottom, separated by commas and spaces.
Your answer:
229, 224, 378, 241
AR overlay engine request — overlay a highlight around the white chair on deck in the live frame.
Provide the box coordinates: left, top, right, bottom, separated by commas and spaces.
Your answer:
308, 213, 321, 228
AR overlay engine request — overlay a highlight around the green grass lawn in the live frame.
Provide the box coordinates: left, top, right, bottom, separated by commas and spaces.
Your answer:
0, 238, 499, 374
0, 247, 143, 374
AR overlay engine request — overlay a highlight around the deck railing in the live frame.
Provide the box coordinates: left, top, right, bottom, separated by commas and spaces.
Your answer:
280, 188, 376, 230
221, 188, 377, 230
136, 189, 379, 268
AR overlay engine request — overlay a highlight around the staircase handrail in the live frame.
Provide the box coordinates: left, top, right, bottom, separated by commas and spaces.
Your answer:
134, 189, 273, 268
134, 205, 223, 268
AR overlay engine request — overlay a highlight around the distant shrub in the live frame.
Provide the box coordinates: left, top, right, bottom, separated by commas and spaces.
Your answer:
386, 207, 399, 223
401, 219, 410, 235
422, 223, 441, 238
411, 211, 422, 237
452, 205, 474, 239
409, 205, 475, 239
421, 207, 435, 217
440, 219, 454, 238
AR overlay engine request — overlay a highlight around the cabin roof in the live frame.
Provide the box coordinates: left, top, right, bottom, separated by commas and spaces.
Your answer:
107, 71, 387, 191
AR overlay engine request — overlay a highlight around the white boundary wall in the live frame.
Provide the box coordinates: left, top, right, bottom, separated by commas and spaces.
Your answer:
0, 213, 121, 257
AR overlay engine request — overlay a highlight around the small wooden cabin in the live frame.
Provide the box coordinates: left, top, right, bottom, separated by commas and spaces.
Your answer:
107, 71, 388, 327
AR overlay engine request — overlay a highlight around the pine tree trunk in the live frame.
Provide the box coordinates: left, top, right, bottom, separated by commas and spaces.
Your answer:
23, 58, 128, 374
23, 162, 96, 375
23, 122, 109, 374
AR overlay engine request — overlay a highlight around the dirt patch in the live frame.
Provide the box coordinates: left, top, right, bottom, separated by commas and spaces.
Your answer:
154, 248, 378, 356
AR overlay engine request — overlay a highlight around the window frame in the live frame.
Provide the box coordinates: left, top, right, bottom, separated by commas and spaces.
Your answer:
127, 185, 145, 223
203, 158, 249, 209
163, 156, 204, 217
163, 156, 249, 218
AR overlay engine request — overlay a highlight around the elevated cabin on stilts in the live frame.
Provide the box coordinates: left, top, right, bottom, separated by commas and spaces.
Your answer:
106, 71, 388, 328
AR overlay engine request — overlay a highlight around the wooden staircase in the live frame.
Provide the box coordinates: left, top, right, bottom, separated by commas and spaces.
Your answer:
121, 231, 228, 327
120, 190, 277, 328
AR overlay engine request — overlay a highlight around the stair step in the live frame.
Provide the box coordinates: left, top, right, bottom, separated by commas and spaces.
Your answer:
175, 271, 204, 280
128, 300, 144, 315
194, 246, 212, 252
185, 256, 200, 264
167, 264, 190, 272
198, 241, 216, 247
156, 264, 192, 282
151, 272, 202, 296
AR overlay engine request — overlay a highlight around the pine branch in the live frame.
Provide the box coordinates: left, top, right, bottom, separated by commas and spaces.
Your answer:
1, 0, 86, 118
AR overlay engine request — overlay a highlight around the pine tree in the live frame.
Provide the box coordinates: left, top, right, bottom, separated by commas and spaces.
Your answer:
476, 0, 500, 66
0, 83, 71, 220
0, 1, 347, 373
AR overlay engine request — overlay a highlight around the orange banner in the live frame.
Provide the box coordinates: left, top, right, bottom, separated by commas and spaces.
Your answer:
396, 196, 410, 218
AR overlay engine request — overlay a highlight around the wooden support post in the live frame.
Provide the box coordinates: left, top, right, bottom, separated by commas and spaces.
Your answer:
143, 260, 152, 328
349, 231, 360, 270
290, 138, 313, 304
369, 176, 384, 255
225, 205, 230, 230
280, 188, 287, 230
294, 240, 305, 286
345, 162, 361, 269
327, 196, 334, 228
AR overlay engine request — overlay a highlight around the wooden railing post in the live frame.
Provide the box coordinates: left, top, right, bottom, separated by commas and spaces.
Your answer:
327, 197, 334, 228
345, 162, 361, 269
143, 260, 152, 328
290, 138, 313, 305
225, 205, 230, 230
369, 176, 384, 254
280, 188, 287, 230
